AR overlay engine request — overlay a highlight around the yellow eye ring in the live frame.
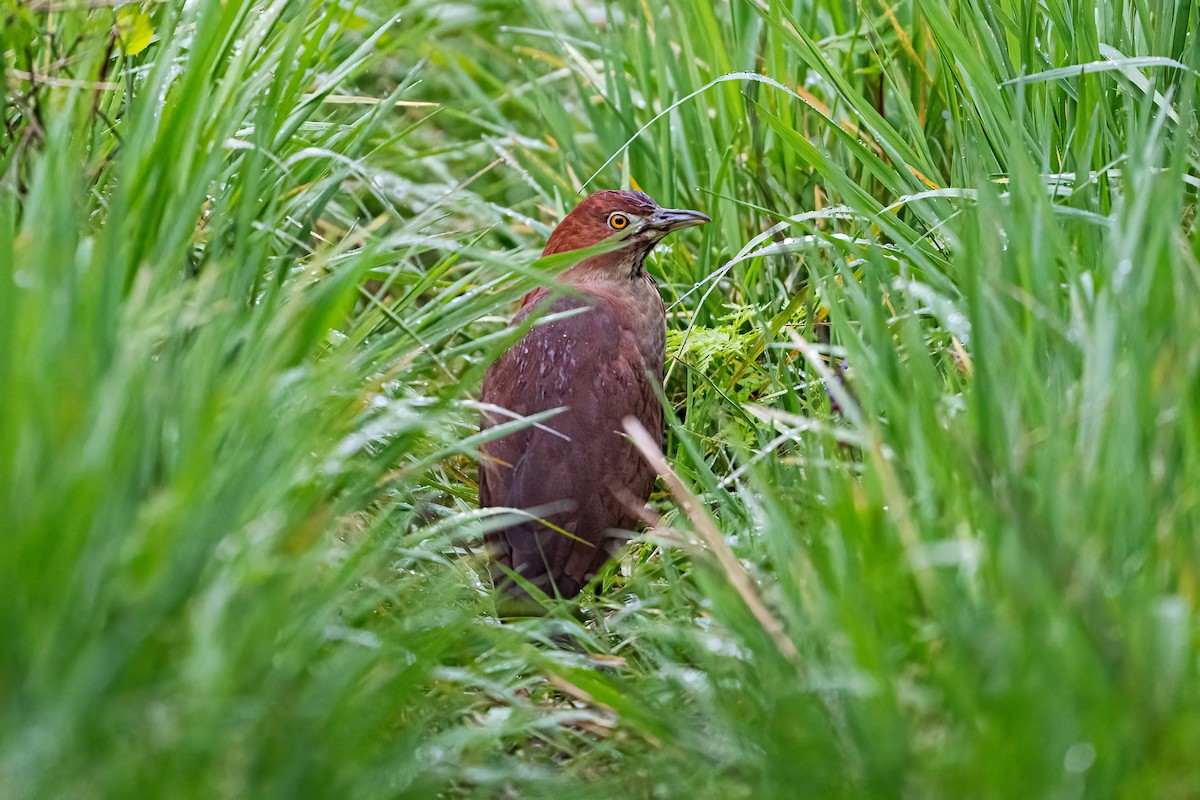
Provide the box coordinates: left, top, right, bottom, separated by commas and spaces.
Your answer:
608, 212, 630, 230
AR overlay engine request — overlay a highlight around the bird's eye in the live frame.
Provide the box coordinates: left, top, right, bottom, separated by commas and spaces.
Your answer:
608, 212, 630, 230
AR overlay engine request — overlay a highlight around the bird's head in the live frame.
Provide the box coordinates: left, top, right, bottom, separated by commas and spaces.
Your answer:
542, 190, 709, 278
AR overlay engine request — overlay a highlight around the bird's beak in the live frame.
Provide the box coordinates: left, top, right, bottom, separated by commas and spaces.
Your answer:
650, 207, 710, 233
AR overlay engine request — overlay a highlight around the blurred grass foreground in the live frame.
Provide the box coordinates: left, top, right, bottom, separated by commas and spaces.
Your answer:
2, 0, 1199, 798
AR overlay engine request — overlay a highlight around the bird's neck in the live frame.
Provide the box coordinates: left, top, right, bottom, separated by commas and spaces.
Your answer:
569, 265, 666, 372
563, 248, 649, 282
517, 257, 665, 370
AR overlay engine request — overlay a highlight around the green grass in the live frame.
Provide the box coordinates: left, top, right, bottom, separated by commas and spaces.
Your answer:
2, 0, 1198, 797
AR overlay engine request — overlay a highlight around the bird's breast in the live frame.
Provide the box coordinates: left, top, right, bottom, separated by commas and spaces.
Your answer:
581, 275, 666, 373
494, 275, 666, 416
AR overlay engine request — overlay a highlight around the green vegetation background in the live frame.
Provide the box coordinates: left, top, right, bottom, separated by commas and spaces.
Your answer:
2, 0, 1198, 797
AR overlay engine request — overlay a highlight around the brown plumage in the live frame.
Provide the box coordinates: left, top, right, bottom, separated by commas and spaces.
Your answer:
479, 190, 709, 601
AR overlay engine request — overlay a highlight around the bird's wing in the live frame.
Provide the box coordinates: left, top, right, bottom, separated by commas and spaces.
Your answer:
479, 293, 662, 598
